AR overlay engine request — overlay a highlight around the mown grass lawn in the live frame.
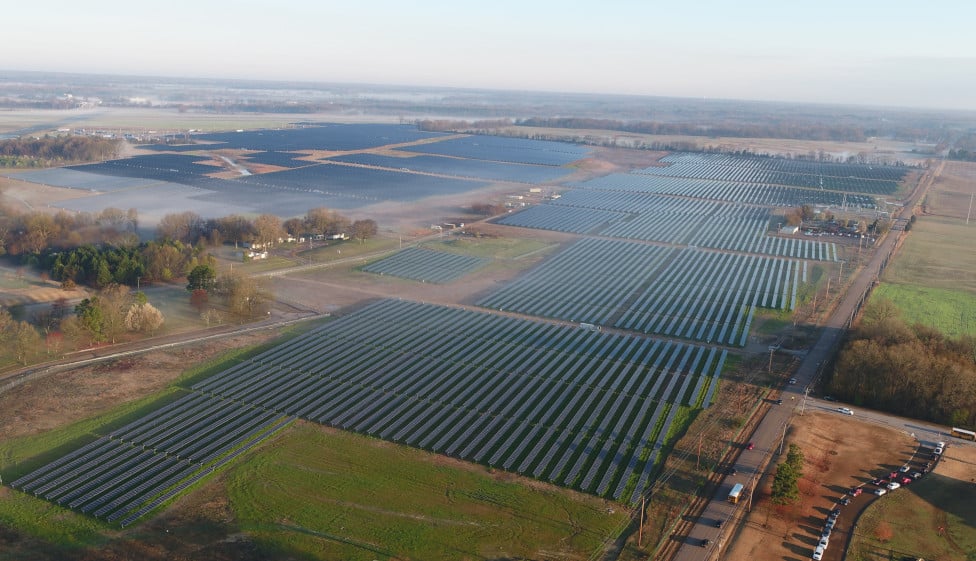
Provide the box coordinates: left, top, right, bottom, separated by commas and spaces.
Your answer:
228, 423, 629, 561
872, 283, 976, 337
849, 471, 976, 561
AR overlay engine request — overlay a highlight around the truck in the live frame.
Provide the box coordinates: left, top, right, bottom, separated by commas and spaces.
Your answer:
728, 483, 744, 504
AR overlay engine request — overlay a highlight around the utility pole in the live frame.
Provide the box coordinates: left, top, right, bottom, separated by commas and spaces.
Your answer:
638, 497, 645, 547
697, 431, 704, 471
967, 192, 974, 225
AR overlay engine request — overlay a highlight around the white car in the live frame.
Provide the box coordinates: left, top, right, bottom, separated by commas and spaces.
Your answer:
898, 466, 910, 473
937, 441, 946, 448
886, 481, 901, 490
813, 545, 825, 560
874, 488, 887, 496
934, 446, 944, 455
836, 407, 854, 416
818, 536, 829, 548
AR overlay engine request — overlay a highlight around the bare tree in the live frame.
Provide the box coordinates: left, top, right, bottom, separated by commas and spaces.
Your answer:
351, 219, 378, 244
125, 302, 164, 335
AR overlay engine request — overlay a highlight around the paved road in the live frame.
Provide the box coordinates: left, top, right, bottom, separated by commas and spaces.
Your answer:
671, 164, 939, 561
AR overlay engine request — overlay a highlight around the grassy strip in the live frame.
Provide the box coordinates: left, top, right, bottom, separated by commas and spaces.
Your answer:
228, 423, 629, 561
423, 237, 556, 259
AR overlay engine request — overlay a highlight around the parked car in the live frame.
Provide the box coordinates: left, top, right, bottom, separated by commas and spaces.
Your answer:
934, 446, 944, 455
901, 477, 912, 485
818, 536, 830, 548
788, 377, 797, 384
813, 545, 825, 560
874, 488, 887, 496
911, 471, 923, 479
700, 538, 710, 547
889, 471, 900, 480
714, 519, 723, 528
839, 497, 851, 506
728, 466, 738, 476
871, 478, 886, 486
850, 487, 863, 496
774, 398, 783, 405
886, 481, 901, 490
823, 395, 836, 401
898, 466, 911, 473
747, 442, 755, 450
937, 441, 946, 448
821, 527, 832, 539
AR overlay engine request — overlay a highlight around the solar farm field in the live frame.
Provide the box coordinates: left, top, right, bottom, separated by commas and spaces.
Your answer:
11, 299, 725, 522
10, 393, 292, 526
0, 168, 164, 192
638, 152, 909, 195
362, 247, 488, 283
573, 173, 877, 208
478, 239, 803, 346
496, 204, 631, 234
191, 299, 726, 504
242, 150, 312, 168
396, 134, 590, 166
236, 163, 488, 203
499, 191, 838, 261
329, 152, 571, 183
142, 123, 449, 152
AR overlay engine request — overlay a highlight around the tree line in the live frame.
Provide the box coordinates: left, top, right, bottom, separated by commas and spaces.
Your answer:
827, 299, 976, 428
0, 135, 123, 167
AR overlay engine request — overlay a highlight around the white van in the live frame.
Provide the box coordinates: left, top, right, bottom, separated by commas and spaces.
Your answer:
813, 545, 825, 560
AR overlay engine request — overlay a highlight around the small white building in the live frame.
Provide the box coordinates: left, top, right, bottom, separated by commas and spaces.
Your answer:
780, 225, 800, 235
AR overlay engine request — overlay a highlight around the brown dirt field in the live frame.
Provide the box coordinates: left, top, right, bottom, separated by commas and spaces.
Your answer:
0, 330, 279, 442
273, 226, 577, 314
921, 160, 976, 219
724, 412, 914, 561
0, 175, 98, 214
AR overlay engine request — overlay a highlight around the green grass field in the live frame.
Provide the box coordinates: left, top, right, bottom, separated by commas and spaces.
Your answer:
872, 283, 976, 337
422, 237, 558, 260
882, 215, 976, 295
228, 423, 629, 561
848, 472, 976, 561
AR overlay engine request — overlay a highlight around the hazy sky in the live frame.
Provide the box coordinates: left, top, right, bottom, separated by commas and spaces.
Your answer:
5, 0, 975, 111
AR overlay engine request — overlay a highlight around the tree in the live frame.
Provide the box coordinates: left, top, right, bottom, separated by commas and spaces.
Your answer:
74, 298, 105, 345
98, 284, 134, 344
283, 217, 305, 237
771, 444, 804, 505
190, 288, 209, 313
11, 321, 41, 364
156, 211, 204, 244
214, 271, 270, 322
125, 302, 164, 335
186, 263, 217, 292
351, 219, 378, 244
253, 213, 284, 248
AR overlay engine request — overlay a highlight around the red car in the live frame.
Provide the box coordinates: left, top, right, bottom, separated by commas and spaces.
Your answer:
901, 477, 912, 485
746, 442, 755, 450
850, 487, 863, 496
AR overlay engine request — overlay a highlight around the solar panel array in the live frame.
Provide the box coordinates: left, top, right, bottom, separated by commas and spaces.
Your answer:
639, 152, 907, 195
188, 299, 726, 504
362, 247, 489, 284
10, 394, 290, 525
478, 239, 800, 346
572, 173, 877, 208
